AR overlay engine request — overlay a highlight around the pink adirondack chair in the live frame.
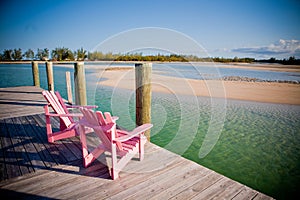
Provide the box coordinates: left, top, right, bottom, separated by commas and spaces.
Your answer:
78, 108, 153, 180
42, 90, 97, 143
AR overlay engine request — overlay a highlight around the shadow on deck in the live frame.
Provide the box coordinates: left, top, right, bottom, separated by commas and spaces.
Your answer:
0, 114, 111, 181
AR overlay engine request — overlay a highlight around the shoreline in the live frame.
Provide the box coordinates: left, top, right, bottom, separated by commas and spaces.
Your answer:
1, 60, 300, 73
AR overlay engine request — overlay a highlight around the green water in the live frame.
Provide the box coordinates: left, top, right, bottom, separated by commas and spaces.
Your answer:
1, 64, 299, 199
92, 85, 300, 199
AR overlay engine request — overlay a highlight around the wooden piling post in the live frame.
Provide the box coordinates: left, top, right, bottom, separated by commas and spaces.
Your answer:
135, 63, 152, 141
74, 62, 87, 105
46, 61, 54, 91
66, 71, 73, 104
31, 61, 40, 87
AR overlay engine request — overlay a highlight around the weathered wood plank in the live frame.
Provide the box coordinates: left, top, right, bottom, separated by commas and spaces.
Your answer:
0, 120, 8, 180
169, 171, 223, 200
30, 114, 68, 164
5, 117, 45, 172
211, 180, 244, 200
60, 176, 107, 199
253, 192, 275, 200
79, 157, 185, 200
108, 160, 193, 199
5, 118, 32, 176
0, 86, 46, 119
32, 114, 78, 163
190, 177, 235, 200
232, 186, 259, 200
126, 161, 207, 200
149, 165, 212, 199
20, 116, 56, 168
0, 119, 22, 179
51, 115, 87, 161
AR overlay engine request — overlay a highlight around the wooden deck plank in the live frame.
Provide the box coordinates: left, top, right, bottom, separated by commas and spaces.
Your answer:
0, 86, 46, 120
32, 114, 78, 163
50, 117, 83, 160
169, 171, 223, 200
109, 160, 195, 200
0, 119, 22, 179
126, 161, 208, 200
253, 192, 275, 200
78, 156, 185, 200
211, 180, 245, 200
4, 118, 32, 176
190, 177, 236, 200
30, 114, 68, 164
4, 117, 45, 173
149, 165, 212, 199
232, 186, 259, 200
19, 116, 56, 169
0, 120, 9, 180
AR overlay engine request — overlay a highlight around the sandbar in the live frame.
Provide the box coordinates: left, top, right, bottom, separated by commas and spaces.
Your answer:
97, 68, 300, 105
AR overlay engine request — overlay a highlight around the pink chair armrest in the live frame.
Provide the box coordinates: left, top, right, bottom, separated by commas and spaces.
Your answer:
66, 105, 98, 109
46, 113, 83, 117
114, 124, 153, 142
112, 116, 119, 122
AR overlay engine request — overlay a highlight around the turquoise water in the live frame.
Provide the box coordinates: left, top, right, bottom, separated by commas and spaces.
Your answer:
153, 62, 300, 82
0, 63, 299, 199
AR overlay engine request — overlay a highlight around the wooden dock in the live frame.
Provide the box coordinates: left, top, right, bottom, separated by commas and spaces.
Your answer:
0, 86, 274, 199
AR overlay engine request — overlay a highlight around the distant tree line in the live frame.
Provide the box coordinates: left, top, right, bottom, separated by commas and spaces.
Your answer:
88, 52, 257, 63
257, 56, 300, 65
0, 47, 87, 61
0, 48, 299, 64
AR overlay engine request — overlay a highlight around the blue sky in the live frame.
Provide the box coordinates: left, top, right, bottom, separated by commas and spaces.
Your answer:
0, 0, 299, 59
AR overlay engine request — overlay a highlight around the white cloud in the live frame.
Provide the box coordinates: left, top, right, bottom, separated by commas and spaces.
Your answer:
231, 39, 300, 58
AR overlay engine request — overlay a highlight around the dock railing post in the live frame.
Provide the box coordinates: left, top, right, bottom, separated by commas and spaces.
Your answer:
74, 62, 87, 105
46, 61, 54, 91
66, 71, 73, 104
31, 61, 40, 87
135, 63, 152, 141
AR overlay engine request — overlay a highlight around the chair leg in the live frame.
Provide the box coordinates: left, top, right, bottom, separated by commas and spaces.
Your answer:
139, 135, 146, 161
111, 143, 119, 180
45, 115, 54, 143
79, 125, 90, 167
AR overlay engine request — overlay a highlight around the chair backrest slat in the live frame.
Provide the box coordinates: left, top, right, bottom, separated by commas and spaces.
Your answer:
96, 111, 107, 126
55, 91, 74, 123
80, 108, 118, 150
42, 91, 73, 128
104, 112, 113, 123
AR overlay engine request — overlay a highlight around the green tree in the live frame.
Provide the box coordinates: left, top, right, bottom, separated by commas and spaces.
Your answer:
64, 49, 74, 60
43, 48, 49, 60
288, 56, 295, 63
24, 49, 35, 60
269, 57, 276, 63
51, 47, 74, 61
52, 48, 63, 61
2, 49, 13, 61
12, 48, 23, 60
36, 48, 49, 60
75, 47, 87, 61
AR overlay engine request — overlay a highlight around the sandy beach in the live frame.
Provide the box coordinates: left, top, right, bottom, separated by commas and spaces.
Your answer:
97, 65, 300, 105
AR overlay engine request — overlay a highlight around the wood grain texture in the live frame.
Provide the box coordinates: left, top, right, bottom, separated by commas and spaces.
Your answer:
31, 61, 40, 87
74, 62, 87, 106
135, 63, 152, 141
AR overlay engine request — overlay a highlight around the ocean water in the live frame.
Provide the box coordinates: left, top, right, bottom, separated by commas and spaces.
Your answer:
0, 63, 299, 199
